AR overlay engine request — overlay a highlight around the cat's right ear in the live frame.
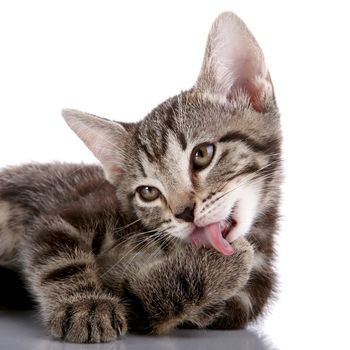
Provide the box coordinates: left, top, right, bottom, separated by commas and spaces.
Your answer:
62, 109, 127, 183
196, 12, 273, 112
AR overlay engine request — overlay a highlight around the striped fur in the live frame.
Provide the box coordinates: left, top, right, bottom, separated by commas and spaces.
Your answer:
0, 12, 282, 343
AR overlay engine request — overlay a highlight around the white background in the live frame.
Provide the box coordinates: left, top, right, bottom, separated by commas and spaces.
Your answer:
1, 1, 349, 349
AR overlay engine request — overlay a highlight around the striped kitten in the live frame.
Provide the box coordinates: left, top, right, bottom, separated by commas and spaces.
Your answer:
0, 12, 281, 343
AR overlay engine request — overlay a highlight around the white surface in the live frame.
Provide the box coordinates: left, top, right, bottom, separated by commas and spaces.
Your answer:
1, 1, 350, 349
0, 311, 273, 350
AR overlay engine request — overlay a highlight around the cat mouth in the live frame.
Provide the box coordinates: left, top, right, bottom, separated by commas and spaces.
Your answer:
189, 208, 237, 256
221, 213, 237, 238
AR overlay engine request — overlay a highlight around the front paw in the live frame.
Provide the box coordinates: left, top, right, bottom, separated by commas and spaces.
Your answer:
232, 236, 255, 271
48, 294, 127, 343
204, 237, 255, 299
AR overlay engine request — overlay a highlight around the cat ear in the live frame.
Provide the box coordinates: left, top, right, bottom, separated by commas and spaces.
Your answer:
62, 109, 127, 183
196, 12, 273, 112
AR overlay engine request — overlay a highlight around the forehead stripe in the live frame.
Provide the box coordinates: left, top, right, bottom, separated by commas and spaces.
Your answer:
137, 160, 147, 177
219, 131, 280, 155
178, 132, 187, 150
135, 133, 155, 163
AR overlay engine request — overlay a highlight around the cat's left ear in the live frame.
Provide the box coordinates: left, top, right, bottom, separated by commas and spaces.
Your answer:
62, 109, 128, 183
196, 12, 274, 112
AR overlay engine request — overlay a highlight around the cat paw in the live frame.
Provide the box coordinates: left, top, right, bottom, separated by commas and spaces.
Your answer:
232, 237, 255, 288
48, 294, 127, 343
232, 236, 255, 273
207, 237, 255, 299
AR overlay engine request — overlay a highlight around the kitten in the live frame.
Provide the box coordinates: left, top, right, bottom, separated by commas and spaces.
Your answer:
0, 12, 281, 343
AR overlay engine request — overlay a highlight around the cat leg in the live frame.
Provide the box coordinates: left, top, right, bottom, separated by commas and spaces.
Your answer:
123, 237, 254, 334
22, 215, 127, 343
207, 261, 276, 329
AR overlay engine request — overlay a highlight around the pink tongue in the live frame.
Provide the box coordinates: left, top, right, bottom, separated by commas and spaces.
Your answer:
190, 222, 234, 256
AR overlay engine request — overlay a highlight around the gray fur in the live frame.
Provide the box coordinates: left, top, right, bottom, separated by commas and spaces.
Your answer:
0, 12, 282, 343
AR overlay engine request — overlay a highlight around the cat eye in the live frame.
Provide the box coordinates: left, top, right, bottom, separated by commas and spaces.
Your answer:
137, 186, 160, 202
191, 143, 215, 171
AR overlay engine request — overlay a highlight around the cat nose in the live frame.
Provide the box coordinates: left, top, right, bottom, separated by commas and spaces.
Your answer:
175, 204, 195, 223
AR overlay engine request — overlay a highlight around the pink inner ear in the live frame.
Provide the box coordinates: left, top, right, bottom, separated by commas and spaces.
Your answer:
228, 78, 263, 112
197, 12, 273, 112
228, 70, 274, 113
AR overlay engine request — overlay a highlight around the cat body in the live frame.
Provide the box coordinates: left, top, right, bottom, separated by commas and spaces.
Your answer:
0, 12, 282, 343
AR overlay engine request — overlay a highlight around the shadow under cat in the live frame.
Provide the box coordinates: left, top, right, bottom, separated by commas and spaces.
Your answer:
0, 310, 276, 350
0, 266, 35, 310
0, 266, 277, 350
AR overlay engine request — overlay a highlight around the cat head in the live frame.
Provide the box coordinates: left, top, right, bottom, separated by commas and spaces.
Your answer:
62, 12, 282, 255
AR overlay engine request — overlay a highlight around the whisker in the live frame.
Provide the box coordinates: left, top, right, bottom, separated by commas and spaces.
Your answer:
120, 233, 169, 274
120, 231, 176, 278
101, 226, 160, 256
107, 230, 171, 278
198, 160, 281, 219
131, 235, 173, 271
100, 226, 172, 278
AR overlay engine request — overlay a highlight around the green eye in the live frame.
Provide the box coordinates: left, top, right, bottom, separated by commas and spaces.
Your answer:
192, 143, 215, 171
137, 186, 160, 202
